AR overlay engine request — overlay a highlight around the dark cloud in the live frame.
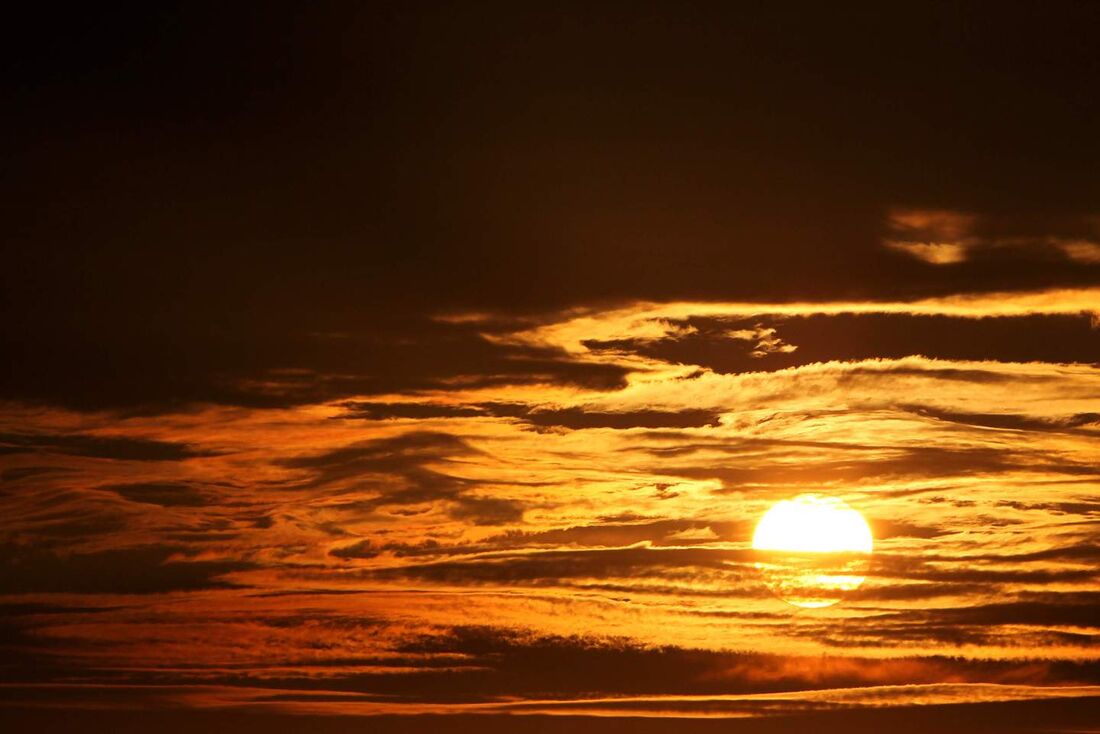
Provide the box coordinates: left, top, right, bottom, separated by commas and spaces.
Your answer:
969, 543, 1100, 564
9, 607, 1098, 708
520, 408, 722, 431
308, 625, 1100, 700
281, 432, 524, 525
491, 519, 742, 547
343, 401, 723, 431
809, 591, 1100, 649
101, 482, 208, 507
871, 553, 1098, 586
908, 406, 1100, 433
868, 519, 948, 540
672, 444, 1082, 487
933, 600, 1100, 629
338, 403, 491, 420
0, 432, 219, 462
281, 432, 475, 486
11, 511, 128, 542
4, 698, 1100, 733
331, 519, 746, 561
0, 602, 121, 617
845, 365, 1049, 384
358, 546, 751, 586
0, 544, 253, 594
446, 496, 525, 526
585, 314, 1100, 376
330, 539, 432, 560
0, 466, 74, 482
996, 500, 1100, 516
4, 4, 1100, 413
0, 325, 631, 413
855, 582, 987, 603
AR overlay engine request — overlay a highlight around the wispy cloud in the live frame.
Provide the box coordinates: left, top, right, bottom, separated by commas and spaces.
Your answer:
2, 293, 1098, 717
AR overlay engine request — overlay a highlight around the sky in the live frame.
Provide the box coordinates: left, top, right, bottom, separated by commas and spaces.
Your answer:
2, 3, 1099, 732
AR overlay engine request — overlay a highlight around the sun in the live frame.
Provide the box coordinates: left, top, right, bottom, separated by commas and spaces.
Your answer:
753, 494, 873, 554
752, 494, 873, 608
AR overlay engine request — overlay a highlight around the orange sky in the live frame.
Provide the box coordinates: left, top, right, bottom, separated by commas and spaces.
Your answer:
3, 290, 1099, 728
3, 4, 1100, 732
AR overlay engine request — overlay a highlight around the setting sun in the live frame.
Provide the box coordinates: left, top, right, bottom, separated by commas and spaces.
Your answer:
753, 494, 873, 554
752, 494, 874, 608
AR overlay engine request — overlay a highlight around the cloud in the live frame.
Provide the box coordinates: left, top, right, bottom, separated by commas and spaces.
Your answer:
869, 519, 949, 540
518, 408, 721, 430
995, 500, 1100, 517
446, 496, 525, 525
280, 432, 524, 525
340, 401, 722, 430
884, 208, 976, 264
100, 481, 209, 507
906, 406, 1100, 433
1058, 239, 1100, 264
871, 552, 1098, 586
3, 690, 1100, 730
805, 591, 1100, 650
933, 599, 1100, 629
0, 322, 631, 413
583, 313, 1100, 376
337, 403, 492, 420
357, 546, 752, 587
331, 519, 748, 561
5, 288, 1098, 417
886, 241, 970, 264
665, 444, 1077, 487
0, 466, 75, 482
495, 290, 1100, 360
280, 431, 474, 487
496, 519, 746, 549
883, 208, 1100, 269
0, 544, 254, 594
0, 432, 220, 462
2, 3, 1100, 721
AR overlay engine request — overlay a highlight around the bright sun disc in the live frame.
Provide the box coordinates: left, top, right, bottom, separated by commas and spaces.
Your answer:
752, 494, 873, 608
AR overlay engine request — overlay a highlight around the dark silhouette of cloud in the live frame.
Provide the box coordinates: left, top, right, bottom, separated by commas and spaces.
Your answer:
0, 544, 254, 594
446, 496, 524, 525
342, 401, 723, 430
0, 466, 74, 482
357, 546, 752, 586
4, 698, 1100, 733
669, 445, 1085, 487
331, 519, 747, 561
872, 553, 1097, 585
101, 482, 208, 507
869, 519, 949, 540
907, 406, 1100, 433
338, 403, 492, 420
584, 314, 1100, 376
521, 408, 722, 430
281, 432, 524, 525
0, 325, 631, 413
0, 432, 219, 462
996, 500, 1100, 517
4, 2, 1100, 414
341, 401, 721, 430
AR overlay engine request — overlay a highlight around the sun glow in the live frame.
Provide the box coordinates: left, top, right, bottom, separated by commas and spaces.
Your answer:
752, 494, 874, 608
753, 494, 873, 554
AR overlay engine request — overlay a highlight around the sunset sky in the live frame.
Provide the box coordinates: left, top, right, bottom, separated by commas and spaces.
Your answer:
2, 4, 1099, 732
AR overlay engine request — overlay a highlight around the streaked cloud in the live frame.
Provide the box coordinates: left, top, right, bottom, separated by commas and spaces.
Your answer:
2, 294, 1098, 719
883, 207, 1100, 269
